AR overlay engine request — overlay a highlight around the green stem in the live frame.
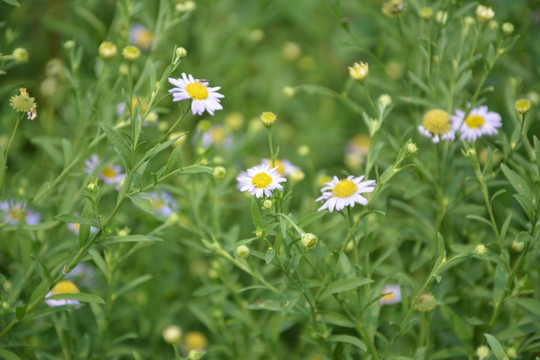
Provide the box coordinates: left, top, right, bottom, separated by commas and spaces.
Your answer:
0, 113, 23, 196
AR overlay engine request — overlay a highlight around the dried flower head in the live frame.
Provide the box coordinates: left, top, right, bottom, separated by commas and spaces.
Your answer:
382, 0, 407, 16
10, 88, 37, 118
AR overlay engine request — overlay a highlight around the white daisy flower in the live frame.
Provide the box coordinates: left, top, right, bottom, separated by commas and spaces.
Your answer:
451, 105, 502, 142
168, 73, 224, 116
379, 284, 402, 306
237, 164, 287, 198
85, 155, 125, 185
344, 134, 370, 170
129, 23, 154, 51
316, 175, 375, 212
201, 125, 232, 149
261, 158, 300, 177
45, 280, 81, 308
147, 191, 177, 217
418, 109, 455, 143
0, 199, 41, 225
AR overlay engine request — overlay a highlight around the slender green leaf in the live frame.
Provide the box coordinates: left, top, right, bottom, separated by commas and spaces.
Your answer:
100, 235, 163, 244
55, 213, 96, 226
319, 278, 372, 301
297, 211, 327, 227
0, 349, 22, 360
328, 335, 367, 352
114, 275, 152, 298
79, 200, 93, 248
514, 298, 540, 317
2, 0, 21, 6
501, 163, 532, 198
101, 122, 131, 168
251, 197, 262, 229
129, 195, 155, 215
484, 333, 506, 360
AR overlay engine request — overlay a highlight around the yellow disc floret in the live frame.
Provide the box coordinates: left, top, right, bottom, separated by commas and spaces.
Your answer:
186, 82, 209, 100
333, 179, 358, 198
423, 109, 451, 135
51, 281, 80, 295
465, 114, 485, 129
101, 167, 117, 178
252, 172, 272, 189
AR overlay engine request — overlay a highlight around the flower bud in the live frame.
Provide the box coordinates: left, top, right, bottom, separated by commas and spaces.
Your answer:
474, 244, 488, 256
476, 5, 495, 23
12, 48, 29, 63
263, 199, 273, 209
235, 245, 250, 258
213, 166, 227, 180
176, 47, 187, 59
282, 86, 295, 98
515, 98, 531, 115
122, 45, 141, 62
348, 61, 368, 82
63, 40, 75, 50
98, 41, 117, 59
301, 233, 318, 250
502, 22, 514, 34
260, 112, 277, 128
476, 345, 490, 360
407, 142, 418, 154
419, 7, 432, 20
162, 325, 182, 345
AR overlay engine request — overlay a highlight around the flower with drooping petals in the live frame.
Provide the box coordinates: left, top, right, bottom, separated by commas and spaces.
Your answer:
418, 109, 455, 143
316, 175, 376, 212
451, 105, 502, 142
261, 158, 300, 177
129, 23, 154, 51
85, 155, 125, 185
168, 73, 224, 116
237, 164, 286, 198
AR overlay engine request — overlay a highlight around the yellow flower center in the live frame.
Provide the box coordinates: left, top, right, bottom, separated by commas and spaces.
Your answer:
101, 167, 116, 178
186, 82, 209, 100
423, 109, 451, 135
151, 199, 164, 210
252, 172, 272, 189
380, 292, 396, 302
51, 281, 80, 295
465, 114, 485, 129
333, 179, 358, 198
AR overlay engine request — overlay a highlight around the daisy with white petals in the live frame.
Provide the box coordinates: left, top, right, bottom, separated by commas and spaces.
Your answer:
317, 175, 375, 212
168, 73, 224, 116
237, 164, 286, 198
451, 105, 502, 142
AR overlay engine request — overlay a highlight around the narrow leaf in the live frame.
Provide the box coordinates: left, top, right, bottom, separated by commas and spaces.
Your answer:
129, 195, 155, 215
101, 122, 131, 168
328, 334, 367, 352
484, 333, 506, 360
319, 278, 372, 301
45, 292, 105, 304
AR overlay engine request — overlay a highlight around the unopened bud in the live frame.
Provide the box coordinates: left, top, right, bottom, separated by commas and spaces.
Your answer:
301, 233, 318, 250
